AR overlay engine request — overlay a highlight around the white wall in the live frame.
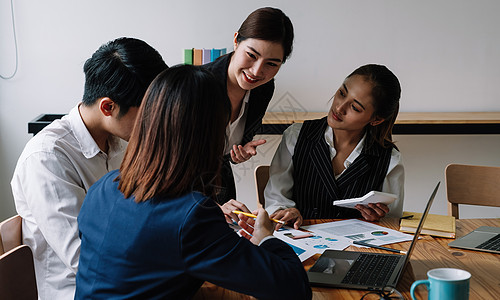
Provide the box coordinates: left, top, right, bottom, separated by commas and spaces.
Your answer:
1, 1, 500, 220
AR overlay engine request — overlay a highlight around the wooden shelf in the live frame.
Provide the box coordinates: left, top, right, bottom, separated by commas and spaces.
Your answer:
28, 112, 500, 135
259, 112, 500, 135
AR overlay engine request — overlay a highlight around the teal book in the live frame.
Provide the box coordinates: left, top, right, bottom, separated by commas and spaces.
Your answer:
184, 49, 193, 65
210, 48, 221, 62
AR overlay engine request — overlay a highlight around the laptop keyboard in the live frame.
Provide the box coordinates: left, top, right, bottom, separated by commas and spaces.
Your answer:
477, 234, 500, 251
341, 253, 400, 287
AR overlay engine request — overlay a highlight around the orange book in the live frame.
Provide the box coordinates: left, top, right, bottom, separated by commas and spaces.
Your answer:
193, 49, 203, 65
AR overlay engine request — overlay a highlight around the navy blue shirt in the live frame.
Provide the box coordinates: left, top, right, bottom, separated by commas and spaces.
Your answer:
76, 170, 311, 299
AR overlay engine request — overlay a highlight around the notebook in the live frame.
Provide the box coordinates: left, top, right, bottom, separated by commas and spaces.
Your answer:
448, 226, 500, 254
307, 182, 440, 291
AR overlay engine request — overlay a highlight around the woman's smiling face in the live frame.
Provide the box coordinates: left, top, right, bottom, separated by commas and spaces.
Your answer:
228, 35, 284, 91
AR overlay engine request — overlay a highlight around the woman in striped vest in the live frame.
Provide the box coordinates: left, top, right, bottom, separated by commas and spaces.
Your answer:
264, 64, 404, 229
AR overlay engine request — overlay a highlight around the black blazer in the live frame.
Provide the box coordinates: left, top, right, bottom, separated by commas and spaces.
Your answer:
203, 53, 275, 203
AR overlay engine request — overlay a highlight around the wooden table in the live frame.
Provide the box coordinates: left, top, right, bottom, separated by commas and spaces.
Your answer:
258, 111, 500, 134
193, 218, 500, 299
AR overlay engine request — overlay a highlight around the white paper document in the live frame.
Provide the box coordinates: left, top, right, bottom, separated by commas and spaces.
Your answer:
332, 191, 397, 208
231, 218, 413, 262
301, 219, 413, 247
273, 226, 352, 262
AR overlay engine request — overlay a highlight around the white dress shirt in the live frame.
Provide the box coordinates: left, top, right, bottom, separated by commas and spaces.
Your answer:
264, 123, 404, 218
224, 91, 250, 155
11, 104, 126, 300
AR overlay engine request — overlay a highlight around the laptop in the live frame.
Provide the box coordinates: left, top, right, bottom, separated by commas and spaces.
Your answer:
448, 226, 500, 254
307, 182, 440, 291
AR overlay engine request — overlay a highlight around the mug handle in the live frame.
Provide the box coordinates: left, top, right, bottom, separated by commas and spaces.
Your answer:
410, 279, 430, 300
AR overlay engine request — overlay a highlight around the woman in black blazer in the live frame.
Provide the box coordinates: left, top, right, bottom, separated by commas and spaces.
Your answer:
203, 7, 294, 221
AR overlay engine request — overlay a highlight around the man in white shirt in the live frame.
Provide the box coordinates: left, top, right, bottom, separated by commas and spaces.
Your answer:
11, 37, 167, 300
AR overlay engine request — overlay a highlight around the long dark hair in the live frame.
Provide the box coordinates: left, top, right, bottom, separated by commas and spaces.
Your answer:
236, 7, 294, 63
118, 65, 231, 202
348, 64, 401, 149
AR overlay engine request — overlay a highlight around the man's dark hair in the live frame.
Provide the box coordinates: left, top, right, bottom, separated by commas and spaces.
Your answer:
82, 37, 168, 116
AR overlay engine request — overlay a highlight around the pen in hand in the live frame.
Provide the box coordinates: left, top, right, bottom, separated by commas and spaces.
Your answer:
353, 240, 407, 254
400, 215, 414, 220
232, 210, 286, 225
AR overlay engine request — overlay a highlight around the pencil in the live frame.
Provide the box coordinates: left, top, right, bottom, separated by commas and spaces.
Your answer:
232, 210, 286, 225
353, 240, 407, 254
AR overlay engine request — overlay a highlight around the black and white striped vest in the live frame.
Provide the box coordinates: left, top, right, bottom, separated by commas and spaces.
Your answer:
292, 117, 393, 219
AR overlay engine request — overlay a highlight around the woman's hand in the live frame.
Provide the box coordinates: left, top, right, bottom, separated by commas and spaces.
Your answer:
270, 208, 303, 229
355, 203, 389, 221
238, 208, 274, 245
219, 199, 251, 223
230, 139, 266, 164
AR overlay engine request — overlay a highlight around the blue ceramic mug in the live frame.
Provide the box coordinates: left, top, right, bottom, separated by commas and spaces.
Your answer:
411, 268, 470, 300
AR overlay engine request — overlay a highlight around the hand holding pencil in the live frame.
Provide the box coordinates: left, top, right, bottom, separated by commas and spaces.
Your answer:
232, 210, 286, 225
236, 208, 276, 245
219, 199, 252, 224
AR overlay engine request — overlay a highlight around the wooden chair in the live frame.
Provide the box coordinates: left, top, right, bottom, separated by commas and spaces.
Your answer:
254, 165, 270, 208
0, 230, 3, 255
0, 215, 22, 254
445, 164, 500, 218
0, 215, 38, 300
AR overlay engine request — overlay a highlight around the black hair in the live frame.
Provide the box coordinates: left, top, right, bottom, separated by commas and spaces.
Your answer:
119, 65, 231, 201
236, 7, 294, 63
348, 64, 401, 148
82, 37, 168, 117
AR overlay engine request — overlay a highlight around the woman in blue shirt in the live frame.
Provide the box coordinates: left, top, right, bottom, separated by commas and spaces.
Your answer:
75, 65, 311, 300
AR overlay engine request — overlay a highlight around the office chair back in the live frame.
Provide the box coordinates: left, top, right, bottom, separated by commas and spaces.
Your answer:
254, 165, 270, 208
445, 163, 500, 218
0, 245, 38, 300
0, 215, 38, 300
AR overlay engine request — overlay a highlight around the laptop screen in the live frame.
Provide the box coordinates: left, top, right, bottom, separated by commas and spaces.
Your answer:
402, 182, 440, 266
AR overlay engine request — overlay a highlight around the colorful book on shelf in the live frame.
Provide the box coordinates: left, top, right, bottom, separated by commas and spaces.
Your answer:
399, 211, 456, 238
184, 49, 193, 65
211, 48, 221, 61
193, 49, 203, 65
202, 48, 211, 64
184, 48, 227, 65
